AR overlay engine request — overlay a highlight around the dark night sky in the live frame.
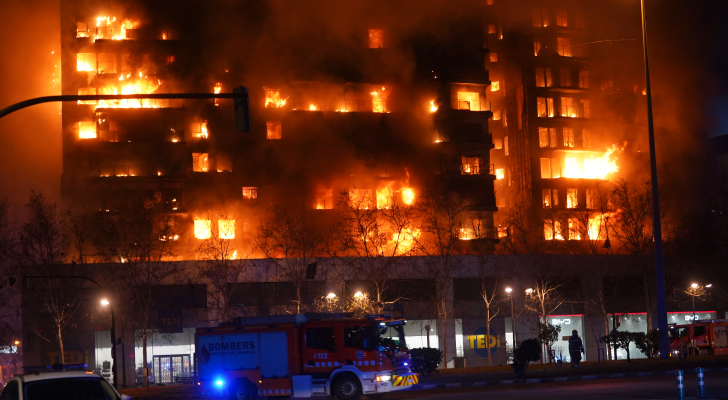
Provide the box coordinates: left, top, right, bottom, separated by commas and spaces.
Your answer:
0, 0, 726, 218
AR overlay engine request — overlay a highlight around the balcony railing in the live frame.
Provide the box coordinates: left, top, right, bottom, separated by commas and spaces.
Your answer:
451, 99, 492, 112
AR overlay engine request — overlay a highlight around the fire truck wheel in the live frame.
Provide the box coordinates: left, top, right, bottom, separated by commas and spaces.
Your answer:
332, 373, 362, 400
230, 379, 257, 400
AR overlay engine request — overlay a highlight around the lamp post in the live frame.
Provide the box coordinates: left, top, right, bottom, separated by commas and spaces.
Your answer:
686, 283, 711, 322
100, 298, 117, 387
505, 287, 516, 347
639, 0, 670, 359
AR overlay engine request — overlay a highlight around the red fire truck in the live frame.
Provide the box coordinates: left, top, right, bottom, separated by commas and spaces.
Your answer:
668, 319, 728, 356
195, 313, 418, 400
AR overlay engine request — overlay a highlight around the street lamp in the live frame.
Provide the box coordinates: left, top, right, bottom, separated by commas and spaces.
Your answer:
101, 299, 110, 306
327, 293, 337, 299
686, 283, 711, 322
505, 287, 516, 348
13, 340, 19, 346
354, 291, 364, 298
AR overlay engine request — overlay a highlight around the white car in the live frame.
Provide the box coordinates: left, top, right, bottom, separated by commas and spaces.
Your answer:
0, 367, 131, 400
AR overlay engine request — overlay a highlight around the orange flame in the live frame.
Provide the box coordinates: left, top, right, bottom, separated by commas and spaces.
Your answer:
194, 220, 212, 239
265, 88, 287, 108
309, 104, 317, 111
563, 143, 625, 180
430, 100, 438, 112
391, 228, 420, 255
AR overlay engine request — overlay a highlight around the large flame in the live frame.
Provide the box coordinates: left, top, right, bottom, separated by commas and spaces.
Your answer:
265, 88, 287, 108
587, 212, 616, 240
429, 100, 438, 112
371, 86, 387, 113
563, 143, 625, 180
91, 73, 162, 109
376, 182, 396, 209
194, 220, 212, 239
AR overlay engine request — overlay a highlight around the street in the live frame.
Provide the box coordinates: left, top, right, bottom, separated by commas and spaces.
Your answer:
384, 372, 728, 400
120, 372, 728, 399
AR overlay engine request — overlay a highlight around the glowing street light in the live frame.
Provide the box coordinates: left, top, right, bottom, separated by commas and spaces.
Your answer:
505, 287, 516, 346
327, 293, 337, 299
354, 292, 364, 298
691, 283, 698, 289
13, 340, 20, 346
525, 288, 533, 295
505, 287, 512, 294
101, 299, 110, 306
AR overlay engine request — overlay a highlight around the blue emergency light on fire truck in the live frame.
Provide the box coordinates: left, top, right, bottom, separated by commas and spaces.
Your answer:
195, 313, 418, 400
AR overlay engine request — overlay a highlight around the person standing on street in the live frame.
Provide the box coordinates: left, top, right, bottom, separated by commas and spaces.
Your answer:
569, 329, 585, 367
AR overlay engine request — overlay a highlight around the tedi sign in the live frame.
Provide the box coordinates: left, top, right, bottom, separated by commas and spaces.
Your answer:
467, 325, 501, 358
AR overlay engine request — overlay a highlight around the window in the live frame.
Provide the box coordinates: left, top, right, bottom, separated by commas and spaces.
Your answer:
78, 121, 96, 139
306, 327, 336, 350
538, 127, 557, 148
557, 38, 572, 57
534, 39, 542, 56
368, 29, 383, 48
579, 69, 590, 88
503, 111, 508, 127
76, 22, 89, 38
563, 128, 574, 147
532, 8, 549, 27
217, 155, 232, 172
561, 97, 575, 117
540, 158, 552, 179
494, 138, 503, 149
560, 68, 571, 87
457, 92, 480, 111
488, 24, 497, 34
316, 188, 334, 210
489, 53, 498, 62
97, 53, 116, 74
575, 11, 586, 29
218, 220, 235, 239
461, 156, 482, 175
693, 326, 707, 336
492, 110, 501, 120
192, 121, 208, 138
535, 67, 553, 87
586, 189, 597, 209
0, 380, 18, 400
194, 220, 212, 239
192, 153, 209, 172
537, 97, 554, 117
266, 121, 282, 139
544, 219, 564, 240
344, 326, 369, 350
582, 129, 591, 148
552, 189, 559, 207
491, 81, 500, 91
580, 99, 591, 118
568, 217, 581, 240
77, 53, 96, 72
567, 188, 578, 208
542, 189, 552, 208
242, 187, 258, 200
504, 136, 509, 156
556, 9, 568, 27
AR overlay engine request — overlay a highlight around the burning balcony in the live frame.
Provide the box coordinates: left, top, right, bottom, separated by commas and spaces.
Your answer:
461, 156, 483, 175
192, 121, 208, 139
539, 144, 624, 180
78, 121, 96, 139
266, 121, 282, 139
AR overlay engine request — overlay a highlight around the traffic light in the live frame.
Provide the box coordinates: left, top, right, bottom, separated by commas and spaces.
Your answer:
233, 86, 251, 132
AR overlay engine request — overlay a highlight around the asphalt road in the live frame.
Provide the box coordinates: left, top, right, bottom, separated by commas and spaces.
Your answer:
380, 372, 728, 400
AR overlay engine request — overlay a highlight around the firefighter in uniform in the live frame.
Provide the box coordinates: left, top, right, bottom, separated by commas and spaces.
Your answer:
569, 329, 585, 367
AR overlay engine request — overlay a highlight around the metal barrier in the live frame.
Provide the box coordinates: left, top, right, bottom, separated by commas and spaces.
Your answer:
696, 367, 705, 398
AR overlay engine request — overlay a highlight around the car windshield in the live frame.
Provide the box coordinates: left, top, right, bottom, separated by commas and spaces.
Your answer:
24, 377, 119, 400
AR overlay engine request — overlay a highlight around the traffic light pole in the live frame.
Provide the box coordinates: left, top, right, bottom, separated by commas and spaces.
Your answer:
639, 0, 669, 359
0, 90, 251, 132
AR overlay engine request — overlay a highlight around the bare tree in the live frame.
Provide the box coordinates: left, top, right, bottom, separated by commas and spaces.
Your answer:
20, 191, 67, 265
610, 179, 656, 255
94, 204, 180, 389
255, 205, 330, 314
66, 209, 92, 264
479, 278, 503, 366
412, 187, 468, 368
499, 196, 547, 255
194, 213, 254, 324
566, 182, 613, 255
337, 189, 417, 309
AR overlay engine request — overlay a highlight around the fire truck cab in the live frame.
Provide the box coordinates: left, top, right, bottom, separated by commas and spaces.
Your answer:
669, 319, 728, 356
195, 313, 418, 400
